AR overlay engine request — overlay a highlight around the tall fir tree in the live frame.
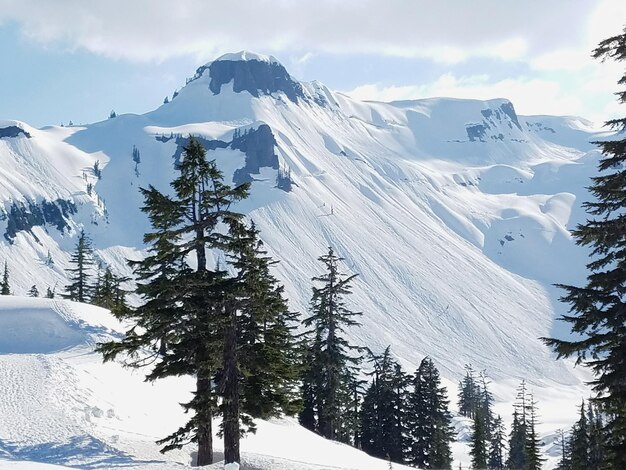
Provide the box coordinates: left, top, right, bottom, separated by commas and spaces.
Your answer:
541, 27, 626, 468
299, 337, 319, 432
92, 266, 130, 315
555, 428, 572, 470
406, 356, 454, 469
1, 261, 10, 295
458, 364, 481, 419
559, 400, 607, 470
569, 401, 590, 470
301, 247, 362, 441
218, 221, 301, 464
524, 393, 545, 470
469, 407, 488, 470
98, 137, 249, 466
478, 371, 494, 440
587, 401, 605, 470
488, 414, 506, 470
63, 230, 94, 303
390, 362, 411, 462
360, 376, 382, 458
359, 347, 409, 464
472, 370, 496, 470
343, 375, 366, 448
507, 409, 526, 470
231, 222, 301, 421
507, 382, 531, 470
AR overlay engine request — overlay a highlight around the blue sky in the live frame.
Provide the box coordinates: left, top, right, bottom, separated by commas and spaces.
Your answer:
0, 0, 624, 127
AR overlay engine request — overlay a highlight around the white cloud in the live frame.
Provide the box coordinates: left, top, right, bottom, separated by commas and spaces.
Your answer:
0, 0, 622, 124
0, 0, 611, 63
587, 0, 626, 48
529, 0, 626, 72
530, 49, 592, 72
286, 52, 316, 78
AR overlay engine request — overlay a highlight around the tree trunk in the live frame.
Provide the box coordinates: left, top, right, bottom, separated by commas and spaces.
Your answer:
222, 303, 240, 465
194, 210, 211, 466
196, 229, 207, 272
326, 316, 337, 440
196, 374, 213, 466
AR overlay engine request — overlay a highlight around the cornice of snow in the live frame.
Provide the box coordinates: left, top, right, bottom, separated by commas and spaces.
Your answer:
212, 50, 281, 65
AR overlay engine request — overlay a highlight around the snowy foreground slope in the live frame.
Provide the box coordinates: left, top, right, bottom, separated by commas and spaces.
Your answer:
0, 51, 610, 467
0, 297, 415, 469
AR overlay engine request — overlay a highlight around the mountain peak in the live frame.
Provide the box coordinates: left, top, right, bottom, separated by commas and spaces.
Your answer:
193, 51, 304, 103
213, 50, 280, 65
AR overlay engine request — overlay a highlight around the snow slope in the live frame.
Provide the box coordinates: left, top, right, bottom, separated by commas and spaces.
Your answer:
0, 297, 416, 469
0, 51, 609, 467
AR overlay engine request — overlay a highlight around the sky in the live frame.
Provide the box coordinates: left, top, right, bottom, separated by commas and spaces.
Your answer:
0, 0, 624, 128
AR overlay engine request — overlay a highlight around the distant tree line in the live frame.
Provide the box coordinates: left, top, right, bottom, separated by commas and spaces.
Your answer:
58, 229, 130, 313
0, 257, 56, 300
555, 400, 606, 470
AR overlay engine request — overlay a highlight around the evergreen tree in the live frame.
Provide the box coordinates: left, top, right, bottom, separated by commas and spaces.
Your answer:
507, 410, 527, 469
98, 137, 249, 466
569, 401, 589, 470
478, 371, 495, 440
559, 400, 607, 470
63, 230, 94, 303
430, 418, 454, 470
555, 428, 572, 470
405, 356, 454, 469
458, 364, 481, 419
93, 160, 102, 179
473, 370, 496, 470
524, 393, 545, 470
335, 369, 366, 446
132, 145, 141, 164
92, 266, 129, 314
541, 27, 626, 469
302, 247, 362, 441
45, 286, 55, 299
360, 377, 381, 457
586, 402, 605, 470
345, 375, 366, 448
92, 263, 102, 304
390, 362, 410, 461
232, 222, 300, 420
132, 145, 141, 177
488, 415, 505, 470
28, 285, 39, 297
299, 337, 318, 432
0, 262, 10, 295
218, 221, 301, 464
359, 347, 409, 464
469, 407, 488, 469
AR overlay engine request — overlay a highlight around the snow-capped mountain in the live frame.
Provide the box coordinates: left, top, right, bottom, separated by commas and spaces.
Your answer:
0, 50, 606, 467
